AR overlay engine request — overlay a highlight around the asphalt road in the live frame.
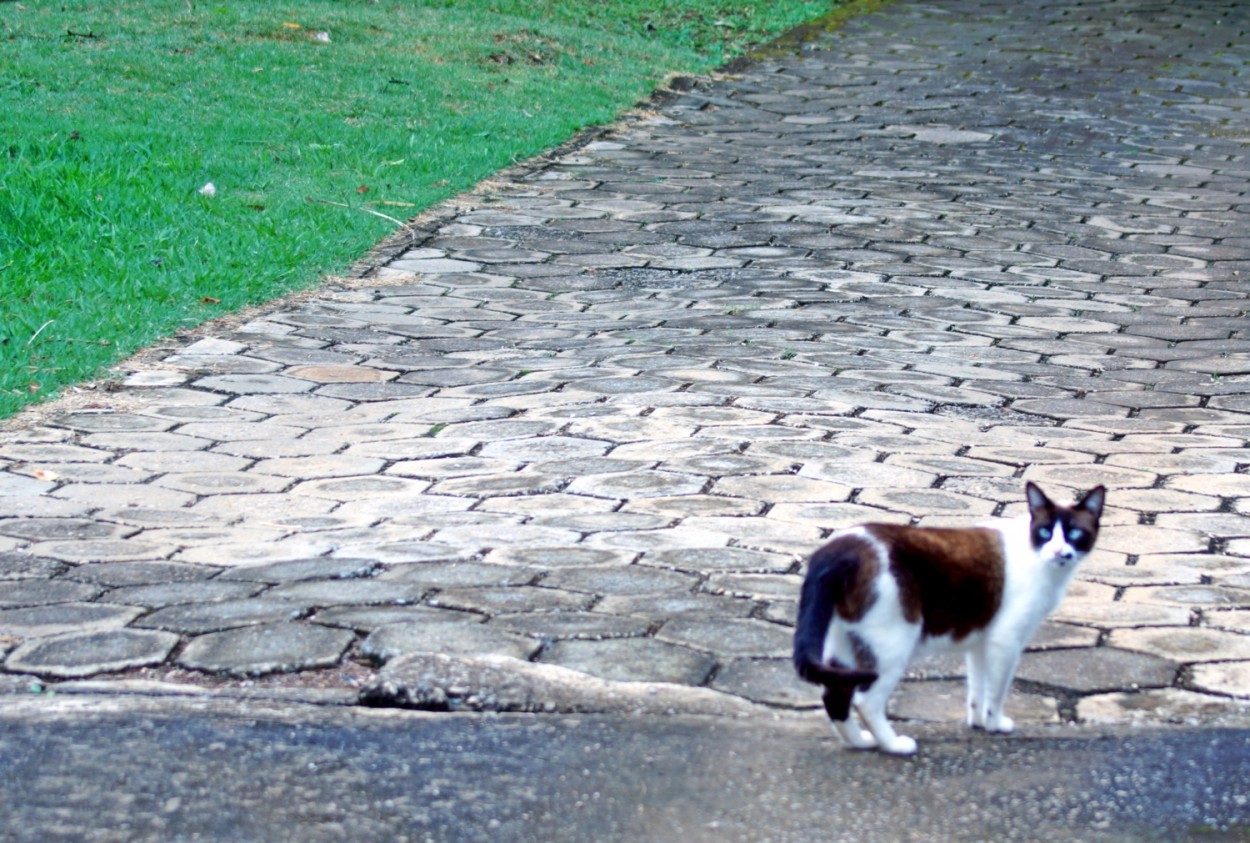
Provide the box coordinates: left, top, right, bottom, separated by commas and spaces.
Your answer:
0, 698, 1246, 843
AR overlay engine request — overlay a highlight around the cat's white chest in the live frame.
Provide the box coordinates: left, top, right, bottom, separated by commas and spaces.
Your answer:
994, 522, 1079, 636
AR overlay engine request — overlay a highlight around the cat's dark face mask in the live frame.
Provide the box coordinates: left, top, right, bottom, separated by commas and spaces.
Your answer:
1026, 484, 1105, 567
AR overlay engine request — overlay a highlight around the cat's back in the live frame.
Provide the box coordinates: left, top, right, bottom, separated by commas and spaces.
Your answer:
861, 523, 1004, 571
837, 522, 1008, 641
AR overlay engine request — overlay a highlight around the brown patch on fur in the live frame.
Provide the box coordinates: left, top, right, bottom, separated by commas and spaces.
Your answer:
825, 534, 880, 622
868, 524, 1006, 641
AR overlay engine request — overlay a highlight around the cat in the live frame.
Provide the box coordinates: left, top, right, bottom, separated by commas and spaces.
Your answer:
792, 481, 1105, 756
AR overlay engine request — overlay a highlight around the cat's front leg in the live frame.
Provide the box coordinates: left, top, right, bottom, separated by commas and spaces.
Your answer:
982, 644, 1022, 734
965, 649, 989, 729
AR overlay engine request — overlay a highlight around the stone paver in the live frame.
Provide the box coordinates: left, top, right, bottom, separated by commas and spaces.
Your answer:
177, 623, 355, 677
4, 629, 178, 678
0, 0, 1249, 734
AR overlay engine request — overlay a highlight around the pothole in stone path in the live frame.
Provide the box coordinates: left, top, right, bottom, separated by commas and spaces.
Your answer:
482, 225, 565, 242
933, 403, 1057, 427
600, 267, 789, 291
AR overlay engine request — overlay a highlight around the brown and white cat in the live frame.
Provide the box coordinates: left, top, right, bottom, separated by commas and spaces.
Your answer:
793, 482, 1105, 756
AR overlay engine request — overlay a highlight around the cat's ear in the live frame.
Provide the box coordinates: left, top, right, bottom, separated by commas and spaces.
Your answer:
1077, 485, 1106, 520
1025, 482, 1051, 513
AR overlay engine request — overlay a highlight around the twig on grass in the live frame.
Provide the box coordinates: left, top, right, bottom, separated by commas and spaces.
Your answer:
25, 320, 53, 348
305, 195, 402, 225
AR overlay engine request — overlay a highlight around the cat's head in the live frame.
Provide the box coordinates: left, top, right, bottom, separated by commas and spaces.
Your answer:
1024, 482, 1106, 568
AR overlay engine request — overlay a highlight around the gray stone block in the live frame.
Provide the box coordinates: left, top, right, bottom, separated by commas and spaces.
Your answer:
133, 598, 307, 634
0, 580, 101, 607
360, 620, 538, 664
540, 636, 715, 685
5, 629, 178, 678
178, 623, 354, 676
0, 603, 142, 638
1016, 648, 1179, 694
216, 555, 380, 580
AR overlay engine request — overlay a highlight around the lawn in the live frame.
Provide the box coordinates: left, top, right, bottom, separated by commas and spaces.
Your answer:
0, 0, 845, 418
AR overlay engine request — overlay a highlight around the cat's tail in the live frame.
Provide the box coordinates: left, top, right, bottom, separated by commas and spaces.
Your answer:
792, 543, 878, 689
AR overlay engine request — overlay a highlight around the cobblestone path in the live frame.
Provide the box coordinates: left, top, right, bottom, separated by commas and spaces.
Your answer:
2, 0, 1249, 730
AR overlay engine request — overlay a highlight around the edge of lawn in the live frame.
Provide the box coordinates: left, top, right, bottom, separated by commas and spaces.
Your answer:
2, 0, 890, 432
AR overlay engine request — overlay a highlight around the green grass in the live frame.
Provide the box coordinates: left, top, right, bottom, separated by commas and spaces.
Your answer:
0, 0, 843, 418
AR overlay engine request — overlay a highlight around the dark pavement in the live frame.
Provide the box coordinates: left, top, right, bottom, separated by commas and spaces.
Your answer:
0, 698, 1247, 843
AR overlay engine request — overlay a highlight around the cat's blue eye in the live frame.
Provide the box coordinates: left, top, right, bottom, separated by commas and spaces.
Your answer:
1038, 527, 1052, 540
1068, 528, 1084, 542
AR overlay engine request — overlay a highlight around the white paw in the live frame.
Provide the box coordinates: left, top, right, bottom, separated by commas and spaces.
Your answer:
833, 723, 878, 749
881, 735, 917, 756
967, 707, 985, 729
986, 714, 1015, 734
846, 729, 878, 750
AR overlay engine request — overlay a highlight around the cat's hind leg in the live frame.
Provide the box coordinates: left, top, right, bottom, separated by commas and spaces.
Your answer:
822, 683, 877, 750
847, 603, 921, 755
852, 666, 915, 756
